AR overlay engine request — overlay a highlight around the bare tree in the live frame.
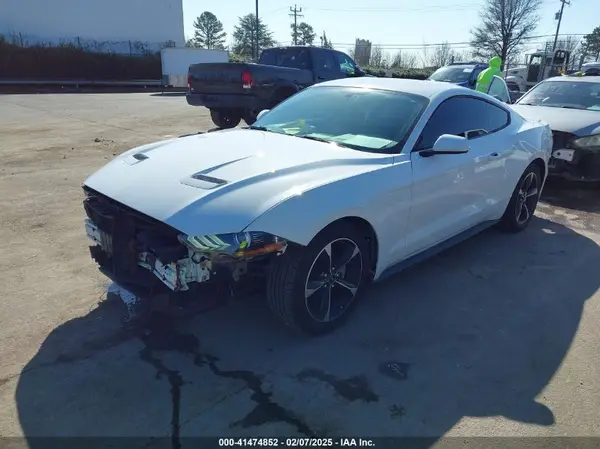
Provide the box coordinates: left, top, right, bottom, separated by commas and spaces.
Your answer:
370, 45, 385, 68
391, 50, 419, 69
421, 43, 432, 68
429, 42, 455, 68
556, 35, 584, 70
453, 49, 476, 62
347, 47, 356, 59
402, 52, 419, 69
470, 0, 543, 69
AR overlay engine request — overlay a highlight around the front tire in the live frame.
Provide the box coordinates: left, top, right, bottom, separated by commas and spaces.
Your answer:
243, 110, 258, 126
498, 163, 542, 232
210, 109, 242, 129
266, 222, 371, 336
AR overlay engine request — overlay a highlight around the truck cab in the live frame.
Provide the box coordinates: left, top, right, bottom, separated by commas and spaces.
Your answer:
505, 49, 570, 93
427, 61, 488, 89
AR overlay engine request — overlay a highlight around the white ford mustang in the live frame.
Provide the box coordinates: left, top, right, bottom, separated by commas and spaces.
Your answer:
83, 77, 552, 335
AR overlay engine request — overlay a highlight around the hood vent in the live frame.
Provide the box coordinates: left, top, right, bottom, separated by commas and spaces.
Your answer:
180, 172, 229, 190
190, 173, 227, 185
133, 153, 149, 161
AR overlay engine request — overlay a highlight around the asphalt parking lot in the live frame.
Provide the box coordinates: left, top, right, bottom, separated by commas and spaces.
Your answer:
0, 93, 599, 447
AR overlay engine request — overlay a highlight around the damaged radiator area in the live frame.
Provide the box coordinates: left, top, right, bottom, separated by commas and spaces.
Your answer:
550, 131, 600, 182
83, 187, 213, 295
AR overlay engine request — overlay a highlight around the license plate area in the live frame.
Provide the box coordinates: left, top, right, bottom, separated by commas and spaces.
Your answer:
85, 219, 113, 254
552, 149, 575, 162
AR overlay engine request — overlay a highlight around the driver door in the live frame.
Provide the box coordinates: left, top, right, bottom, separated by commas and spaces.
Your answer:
405, 96, 510, 256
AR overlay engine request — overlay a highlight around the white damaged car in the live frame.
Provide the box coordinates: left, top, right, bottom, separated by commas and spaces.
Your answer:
83, 77, 552, 335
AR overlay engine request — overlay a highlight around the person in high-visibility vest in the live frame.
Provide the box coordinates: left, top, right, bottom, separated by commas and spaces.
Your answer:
475, 56, 502, 93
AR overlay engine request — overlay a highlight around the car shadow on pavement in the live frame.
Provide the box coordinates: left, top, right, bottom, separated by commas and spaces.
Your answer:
541, 182, 600, 214
15, 215, 599, 448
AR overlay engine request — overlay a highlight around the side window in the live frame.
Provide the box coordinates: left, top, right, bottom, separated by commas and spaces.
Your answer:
415, 97, 510, 150
313, 49, 338, 73
487, 76, 510, 103
334, 52, 356, 75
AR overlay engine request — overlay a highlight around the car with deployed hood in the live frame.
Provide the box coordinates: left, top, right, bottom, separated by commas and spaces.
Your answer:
82, 77, 552, 336
511, 75, 600, 182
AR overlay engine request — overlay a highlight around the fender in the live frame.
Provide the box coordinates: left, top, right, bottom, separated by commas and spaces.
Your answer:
243, 160, 413, 274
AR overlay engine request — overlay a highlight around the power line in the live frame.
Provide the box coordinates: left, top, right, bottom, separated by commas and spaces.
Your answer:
289, 5, 303, 45
323, 33, 586, 49
305, 3, 480, 12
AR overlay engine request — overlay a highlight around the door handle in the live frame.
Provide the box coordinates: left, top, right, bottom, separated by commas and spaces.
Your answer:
488, 152, 500, 157
317, 76, 326, 80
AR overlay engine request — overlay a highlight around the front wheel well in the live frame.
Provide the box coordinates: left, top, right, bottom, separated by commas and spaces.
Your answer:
319, 217, 379, 275
530, 157, 546, 182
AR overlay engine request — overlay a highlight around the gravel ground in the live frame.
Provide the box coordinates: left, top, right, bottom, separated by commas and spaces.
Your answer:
0, 93, 599, 448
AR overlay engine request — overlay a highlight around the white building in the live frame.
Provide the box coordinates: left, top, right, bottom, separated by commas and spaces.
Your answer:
0, 0, 185, 51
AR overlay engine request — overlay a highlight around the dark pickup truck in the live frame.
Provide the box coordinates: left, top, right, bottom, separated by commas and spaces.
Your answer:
186, 46, 368, 128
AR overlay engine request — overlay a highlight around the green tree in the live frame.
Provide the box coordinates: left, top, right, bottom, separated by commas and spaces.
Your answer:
297, 22, 316, 46
470, 0, 543, 69
582, 26, 600, 61
192, 11, 227, 49
232, 13, 275, 59
321, 32, 334, 49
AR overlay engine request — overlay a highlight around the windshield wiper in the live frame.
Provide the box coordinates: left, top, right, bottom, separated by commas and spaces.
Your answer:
559, 105, 582, 109
244, 125, 269, 131
517, 102, 537, 106
297, 134, 348, 148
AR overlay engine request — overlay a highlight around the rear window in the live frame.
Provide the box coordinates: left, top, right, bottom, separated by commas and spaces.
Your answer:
259, 48, 310, 69
429, 66, 474, 83
517, 80, 600, 111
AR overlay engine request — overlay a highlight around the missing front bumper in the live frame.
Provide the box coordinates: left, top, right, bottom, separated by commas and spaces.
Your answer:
86, 218, 212, 292
548, 149, 600, 182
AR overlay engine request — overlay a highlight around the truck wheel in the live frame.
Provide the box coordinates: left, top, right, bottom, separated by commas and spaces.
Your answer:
210, 109, 241, 129
269, 88, 296, 109
243, 110, 258, 126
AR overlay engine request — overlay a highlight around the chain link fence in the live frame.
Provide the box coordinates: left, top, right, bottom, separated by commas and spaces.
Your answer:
0, 32, 177, 81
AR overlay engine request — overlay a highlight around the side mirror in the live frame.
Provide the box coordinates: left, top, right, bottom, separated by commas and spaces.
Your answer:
420, 134, 470, 157
256, 109, 270, 121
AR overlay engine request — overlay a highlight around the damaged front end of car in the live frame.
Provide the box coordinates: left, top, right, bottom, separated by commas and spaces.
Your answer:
549, 132, 600, 182
82, 187, 288, 302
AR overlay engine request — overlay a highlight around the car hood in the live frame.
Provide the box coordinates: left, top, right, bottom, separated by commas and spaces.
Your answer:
511, 105, 600, 136
83, 129, 390, 237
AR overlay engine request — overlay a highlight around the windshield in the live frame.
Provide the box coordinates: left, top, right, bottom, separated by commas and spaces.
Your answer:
517, 80, 600, 111
429, 66, 474, 83
251, 86, 430, 153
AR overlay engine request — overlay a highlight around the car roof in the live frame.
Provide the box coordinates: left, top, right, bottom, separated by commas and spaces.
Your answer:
447, 61, 487, 66
314, 77, 475, 98
543, 75, 600, 83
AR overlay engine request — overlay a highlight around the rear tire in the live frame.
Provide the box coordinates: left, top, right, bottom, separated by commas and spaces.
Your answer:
268, 89, 296, 109
210, 109, 242, 129
266, 221, 371, 336
498, 163, 542, 233
243, 110, 258, 126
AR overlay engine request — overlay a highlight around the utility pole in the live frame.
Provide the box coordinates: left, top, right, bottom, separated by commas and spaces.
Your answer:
289, 5, 303, 45
255, 0, 259, 61
548, 0, 570, 77
552, 0, 570, 52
